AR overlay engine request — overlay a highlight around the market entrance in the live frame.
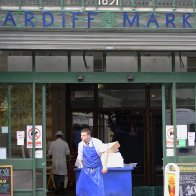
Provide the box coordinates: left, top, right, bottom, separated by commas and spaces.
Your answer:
50, 83, 163, 187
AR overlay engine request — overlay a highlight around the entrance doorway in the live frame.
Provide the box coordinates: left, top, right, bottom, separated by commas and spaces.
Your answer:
60, 83, 163, 187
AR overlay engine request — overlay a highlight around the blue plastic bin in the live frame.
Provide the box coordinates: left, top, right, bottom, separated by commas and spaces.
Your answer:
75, 166, 134, 196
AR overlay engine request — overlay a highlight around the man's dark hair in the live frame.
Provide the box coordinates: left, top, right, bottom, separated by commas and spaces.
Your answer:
81, 128, 91, 135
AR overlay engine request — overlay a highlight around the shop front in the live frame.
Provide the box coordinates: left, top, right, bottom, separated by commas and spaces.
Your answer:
0, 1, 196, 195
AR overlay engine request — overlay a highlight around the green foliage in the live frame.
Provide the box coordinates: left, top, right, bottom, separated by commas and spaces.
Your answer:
0, 85, 42, 135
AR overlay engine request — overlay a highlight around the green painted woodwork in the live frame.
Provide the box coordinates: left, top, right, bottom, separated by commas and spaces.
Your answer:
14, 190, 44, 196
33, 82, 36, 196
172, 82, 177, 162
8, 86, 12, 158
0, 159, 44, 169
0, 72, 196, 83
42, 85, 47, 195
162, 84, 166, 167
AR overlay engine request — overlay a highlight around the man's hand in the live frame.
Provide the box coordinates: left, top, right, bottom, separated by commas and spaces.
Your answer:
102, 167, 108, 174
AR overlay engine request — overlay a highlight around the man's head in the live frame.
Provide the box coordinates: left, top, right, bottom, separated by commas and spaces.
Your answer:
81, 128, 91, 143
55, 131, 64, 138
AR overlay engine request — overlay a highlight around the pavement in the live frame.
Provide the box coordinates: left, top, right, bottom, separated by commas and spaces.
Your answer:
47, 187, 76, 196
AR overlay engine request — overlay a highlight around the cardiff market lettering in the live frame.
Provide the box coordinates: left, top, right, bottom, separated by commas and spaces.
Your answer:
0, 11, 194, 29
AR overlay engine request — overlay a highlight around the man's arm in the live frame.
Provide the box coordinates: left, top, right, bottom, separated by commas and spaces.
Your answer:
76, 142, 83, 168
95, 139, 108, 174
65, 142, 70, 156
47, 142, 53, 159
101, 151, 108, 174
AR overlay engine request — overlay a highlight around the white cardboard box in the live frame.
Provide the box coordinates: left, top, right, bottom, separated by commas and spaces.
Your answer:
106, 152, 124, 167
107, 141, 120, 153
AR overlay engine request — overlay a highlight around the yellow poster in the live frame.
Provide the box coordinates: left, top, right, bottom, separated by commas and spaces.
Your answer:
166, 173, 176, 196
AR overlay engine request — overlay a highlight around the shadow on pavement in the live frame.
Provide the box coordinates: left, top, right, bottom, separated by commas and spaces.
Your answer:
47, 187, 76, 196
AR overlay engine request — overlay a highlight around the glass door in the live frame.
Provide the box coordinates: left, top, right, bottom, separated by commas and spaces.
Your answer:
163, 83, 196, 165
98, 84, 164, 186
69, 83, 164, 186
0, 83, 46, 196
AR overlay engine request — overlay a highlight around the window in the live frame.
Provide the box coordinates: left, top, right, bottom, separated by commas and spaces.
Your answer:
106, 52, 137, 72
71, 51, 103, 72
141, 52, 172, 72
36, 51, 68, 72
0, 51, 32, 72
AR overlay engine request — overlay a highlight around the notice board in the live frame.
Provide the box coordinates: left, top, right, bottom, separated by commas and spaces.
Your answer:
0, 165, 13, 196
179, 165, 196, 196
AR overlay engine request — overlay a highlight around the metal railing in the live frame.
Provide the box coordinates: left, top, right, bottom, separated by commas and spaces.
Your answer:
0, 0, 195, 10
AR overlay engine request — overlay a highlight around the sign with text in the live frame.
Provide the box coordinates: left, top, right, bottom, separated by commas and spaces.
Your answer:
0, 165, 13, 196
179, 165, 196, 196
0, 10, 196, 30
26, 125, 42, 148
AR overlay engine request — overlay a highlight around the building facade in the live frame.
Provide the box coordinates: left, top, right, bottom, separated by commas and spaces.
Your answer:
0, 0, 196, 195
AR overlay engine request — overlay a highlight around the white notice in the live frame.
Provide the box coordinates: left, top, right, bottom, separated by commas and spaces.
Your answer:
35, 150, 43, 158
2, 126, 8, 133
177, 125, 187, 140
188, 132, 195, 140
17, 131, 25, 138
17, 138, 24, 145
188, 139, 195, 147
0, 147, 7, 159
166, 149, 174, 157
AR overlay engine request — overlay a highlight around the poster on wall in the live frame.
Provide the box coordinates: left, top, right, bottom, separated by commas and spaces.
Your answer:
26, 125, 42, 148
